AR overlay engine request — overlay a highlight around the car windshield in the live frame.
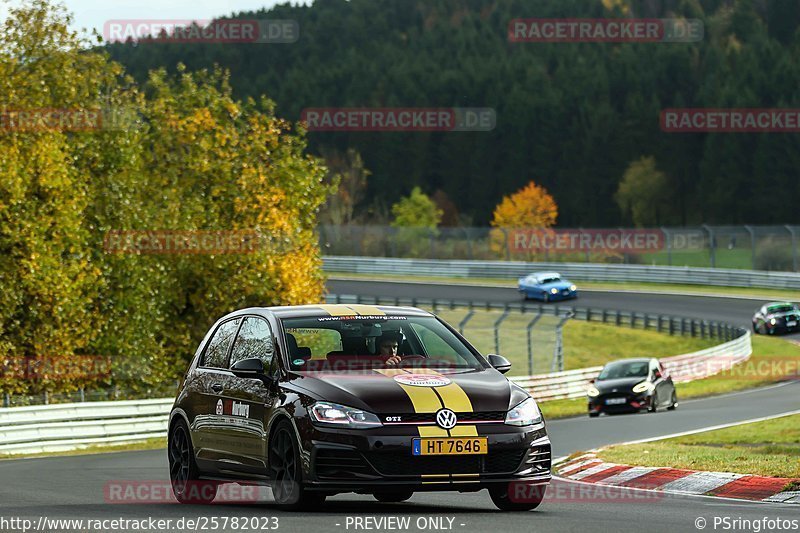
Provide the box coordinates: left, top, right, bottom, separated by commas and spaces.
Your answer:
539, 276, 561, 284
281, 315, 485, 372
767, 304, 797, 314
597, 361, 649, 380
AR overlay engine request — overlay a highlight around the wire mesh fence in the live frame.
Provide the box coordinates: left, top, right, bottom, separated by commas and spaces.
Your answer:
318, 224, 800, 271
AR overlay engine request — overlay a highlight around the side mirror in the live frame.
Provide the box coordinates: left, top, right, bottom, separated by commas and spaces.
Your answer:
487, 354, 512, 374
653, 370, 662, 380
231, 358, 273, 385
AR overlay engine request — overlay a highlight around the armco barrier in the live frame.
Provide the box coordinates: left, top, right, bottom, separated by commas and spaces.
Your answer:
322, 256, 800, 290
0, 398, 171, 454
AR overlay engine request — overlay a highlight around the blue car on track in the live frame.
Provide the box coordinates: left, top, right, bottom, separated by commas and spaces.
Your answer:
518, 272, 577, 302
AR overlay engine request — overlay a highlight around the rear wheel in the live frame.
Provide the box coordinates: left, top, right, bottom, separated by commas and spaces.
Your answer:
374, 491, 413, 503
268, 420, 325, 510
489, 483, 546, 511
168, 419, 218, 504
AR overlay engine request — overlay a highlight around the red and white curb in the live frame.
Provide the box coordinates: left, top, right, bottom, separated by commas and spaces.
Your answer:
556, 453, 800, 504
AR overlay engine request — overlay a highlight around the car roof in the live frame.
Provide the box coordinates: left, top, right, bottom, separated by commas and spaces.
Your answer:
603, 357, 654, 365
766, 301, 795, 308
265, 303, 434, 319
530, 271, 561, 279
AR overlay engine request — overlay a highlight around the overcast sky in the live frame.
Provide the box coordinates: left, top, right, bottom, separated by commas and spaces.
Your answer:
1, 0, 312, 37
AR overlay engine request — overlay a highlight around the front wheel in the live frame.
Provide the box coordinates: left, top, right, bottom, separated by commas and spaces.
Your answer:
168, 419, 218, 504
268, 420, 325, 510
667, 390, 678, 411
488, 483, 546, 511
648, 392, 659, 413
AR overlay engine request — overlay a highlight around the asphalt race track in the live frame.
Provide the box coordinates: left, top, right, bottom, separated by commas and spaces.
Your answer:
1, 279, 798, 532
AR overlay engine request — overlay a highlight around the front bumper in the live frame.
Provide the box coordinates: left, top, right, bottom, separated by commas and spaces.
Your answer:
588, 392, 652, 414
298, 421, 551, 491
519, 287, 577, 301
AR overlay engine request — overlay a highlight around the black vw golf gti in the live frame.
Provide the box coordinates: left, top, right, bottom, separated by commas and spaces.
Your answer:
168, 304, 551, 511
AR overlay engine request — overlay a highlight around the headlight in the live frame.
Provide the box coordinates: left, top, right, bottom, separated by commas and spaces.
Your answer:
550, 288, 558, 294
587, 385, 600, 397
504, 397, 543, 426
632, 381, 654, 394
570, 284, 577, 292
770, 318, 777, 325
309, 402, 382, 429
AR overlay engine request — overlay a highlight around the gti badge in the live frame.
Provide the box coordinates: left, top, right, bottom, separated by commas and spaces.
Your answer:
435, 408, 457, 429
215, 399, 223, 415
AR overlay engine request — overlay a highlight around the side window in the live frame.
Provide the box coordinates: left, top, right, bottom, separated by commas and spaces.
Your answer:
202, 318, 242, 368
410, 323, 460, 359
230, 317, 274, 367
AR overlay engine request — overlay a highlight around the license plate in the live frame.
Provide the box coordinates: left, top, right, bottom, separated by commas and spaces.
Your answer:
412, 437, 488, 456
788, 321, 797, 327
605, 398, 627, 405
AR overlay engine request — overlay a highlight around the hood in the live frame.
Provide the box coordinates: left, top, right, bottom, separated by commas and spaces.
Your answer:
594, 377, 647, 394
767, 311, 800, 320
286, 367, 518, 414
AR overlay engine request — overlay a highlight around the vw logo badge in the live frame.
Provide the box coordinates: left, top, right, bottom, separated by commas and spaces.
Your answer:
435, 408, 457, 430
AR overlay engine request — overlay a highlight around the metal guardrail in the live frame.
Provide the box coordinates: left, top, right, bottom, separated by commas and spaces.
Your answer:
0, 399, 171, 454
323, 256, 800, 290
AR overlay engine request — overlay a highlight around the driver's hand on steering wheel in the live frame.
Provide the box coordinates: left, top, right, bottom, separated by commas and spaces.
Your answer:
384, 355, 402, 366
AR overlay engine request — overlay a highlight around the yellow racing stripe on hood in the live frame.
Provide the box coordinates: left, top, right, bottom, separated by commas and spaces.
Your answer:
373, 368, 449, 437
411, 368, 478, 436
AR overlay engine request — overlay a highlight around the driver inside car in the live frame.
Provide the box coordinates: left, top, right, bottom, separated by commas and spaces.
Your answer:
377, 332, 403, 366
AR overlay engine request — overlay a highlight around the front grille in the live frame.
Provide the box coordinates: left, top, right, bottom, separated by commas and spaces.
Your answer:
381, 411, 506, 424
314, 449, 377, 480
365, 449, 526, 476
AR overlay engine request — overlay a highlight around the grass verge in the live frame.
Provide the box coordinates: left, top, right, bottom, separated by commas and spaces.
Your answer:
541, 335, 800, 420
595, 414, 800, 478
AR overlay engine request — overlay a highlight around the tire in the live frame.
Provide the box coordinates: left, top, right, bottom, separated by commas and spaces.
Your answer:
648, 392, 658, 413
667, 390, 678, 411
489, 483, 546, 511
588, 412, 600, 418
168, 419, 218, 504
268, 420, 325, 510
374, 491, 413, 503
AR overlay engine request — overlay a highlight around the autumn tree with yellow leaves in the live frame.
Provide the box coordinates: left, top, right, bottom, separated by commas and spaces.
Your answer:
0, 1, 331, 398
489, 181, 558, 259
